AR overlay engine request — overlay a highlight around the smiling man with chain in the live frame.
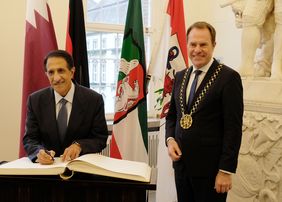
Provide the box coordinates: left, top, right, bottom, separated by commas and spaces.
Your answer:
165, 21, 244, 202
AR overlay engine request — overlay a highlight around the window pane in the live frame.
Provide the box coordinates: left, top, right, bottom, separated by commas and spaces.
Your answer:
87, 0, 150, 27
87, 31, 150, 114
87, 32, 121, 114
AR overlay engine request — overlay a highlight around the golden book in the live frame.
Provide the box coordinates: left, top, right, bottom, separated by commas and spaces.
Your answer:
0, 153, 151, 182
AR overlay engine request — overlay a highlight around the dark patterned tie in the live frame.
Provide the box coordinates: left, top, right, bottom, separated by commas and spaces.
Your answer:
57, 98, 68, 142
187, 70, 202, 110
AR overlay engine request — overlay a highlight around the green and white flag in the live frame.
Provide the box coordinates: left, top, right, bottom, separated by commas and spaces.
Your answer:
110, 0, 148, 163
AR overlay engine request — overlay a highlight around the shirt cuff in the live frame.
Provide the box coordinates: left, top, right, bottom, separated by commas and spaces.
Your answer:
166, 137, 175, 145
219, 169, 232, 174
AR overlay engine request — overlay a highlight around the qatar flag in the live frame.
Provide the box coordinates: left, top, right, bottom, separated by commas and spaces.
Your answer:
19, 0, 57, 157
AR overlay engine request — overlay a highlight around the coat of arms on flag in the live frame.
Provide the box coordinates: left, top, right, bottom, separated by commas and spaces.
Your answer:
115, 59, 141, 113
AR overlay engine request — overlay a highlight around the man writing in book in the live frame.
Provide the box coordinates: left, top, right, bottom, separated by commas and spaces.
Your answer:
23, 50, 109, 165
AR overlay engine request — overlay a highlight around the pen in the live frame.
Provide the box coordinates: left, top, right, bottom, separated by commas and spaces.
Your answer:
45, 150, 55, 161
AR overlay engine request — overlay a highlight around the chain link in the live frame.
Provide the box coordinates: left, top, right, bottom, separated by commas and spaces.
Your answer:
179, 64, 223, 117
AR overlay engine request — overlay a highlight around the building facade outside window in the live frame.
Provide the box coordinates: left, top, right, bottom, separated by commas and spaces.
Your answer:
85, 0, 151, 115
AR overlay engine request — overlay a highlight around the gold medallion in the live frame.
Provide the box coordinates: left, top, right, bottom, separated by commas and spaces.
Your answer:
180, 114, 193, 129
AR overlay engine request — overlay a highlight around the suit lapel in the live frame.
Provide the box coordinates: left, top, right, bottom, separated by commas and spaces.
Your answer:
66, 85, 86, 142
183, 67, 193, 107
197, 60, 218, 92
188, 59, 219, 112
41, 88, 60, 144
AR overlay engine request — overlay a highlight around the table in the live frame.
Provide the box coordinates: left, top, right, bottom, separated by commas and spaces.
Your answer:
0, 171, 156, 202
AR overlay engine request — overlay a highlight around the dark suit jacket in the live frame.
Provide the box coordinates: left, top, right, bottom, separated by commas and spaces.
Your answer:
166, 59, 243, 177
23, 83, 109, 162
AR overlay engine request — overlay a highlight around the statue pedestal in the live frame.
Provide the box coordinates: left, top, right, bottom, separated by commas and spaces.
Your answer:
227, 78, 282, 202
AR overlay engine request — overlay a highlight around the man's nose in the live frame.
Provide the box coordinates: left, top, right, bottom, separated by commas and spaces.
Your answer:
194, 45, 202, 52
53, 71, 61, 81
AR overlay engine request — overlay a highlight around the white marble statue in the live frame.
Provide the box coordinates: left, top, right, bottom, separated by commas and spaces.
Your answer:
220, 0, 282, 79
227, 111, 282, 202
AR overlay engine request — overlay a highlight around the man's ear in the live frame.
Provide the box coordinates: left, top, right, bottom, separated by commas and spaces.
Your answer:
71, 67, 75, 78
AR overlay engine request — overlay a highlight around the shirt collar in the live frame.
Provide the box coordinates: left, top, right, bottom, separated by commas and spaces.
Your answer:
192, 58, 214, 73
54, 82, 75, 104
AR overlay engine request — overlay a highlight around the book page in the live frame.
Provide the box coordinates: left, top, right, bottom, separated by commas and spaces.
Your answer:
0, 157, 68, 175
67, 154, 151, 182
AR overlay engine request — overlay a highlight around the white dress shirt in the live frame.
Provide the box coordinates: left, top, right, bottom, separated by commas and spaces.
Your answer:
186, 59, 213, 103
54, 82, 75, 124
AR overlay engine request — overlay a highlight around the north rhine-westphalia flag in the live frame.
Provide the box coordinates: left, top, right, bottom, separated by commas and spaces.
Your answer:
110, 0, 148, 163
19, 0, 58, 157
66, 0, 90, 87
147, 0, 188, 201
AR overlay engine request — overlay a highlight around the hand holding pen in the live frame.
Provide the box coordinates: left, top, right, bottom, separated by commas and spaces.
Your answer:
36, 149, 56, 165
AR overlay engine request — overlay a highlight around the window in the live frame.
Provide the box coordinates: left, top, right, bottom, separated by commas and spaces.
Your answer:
92, 61, 98, 83
101, 37, 107, 49
93, 39, 98, 50
88, 59, 98, 83
85, 0, 152, 115
101, 61, 106, 83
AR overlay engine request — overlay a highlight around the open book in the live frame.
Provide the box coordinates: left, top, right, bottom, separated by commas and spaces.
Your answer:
0, 154, 151, 182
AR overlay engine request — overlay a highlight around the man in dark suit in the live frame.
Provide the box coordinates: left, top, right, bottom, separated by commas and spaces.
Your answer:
165, 21, 243, 202
23, 50, 108, 165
